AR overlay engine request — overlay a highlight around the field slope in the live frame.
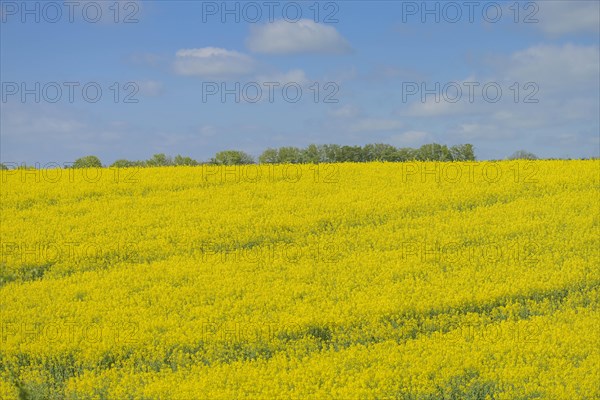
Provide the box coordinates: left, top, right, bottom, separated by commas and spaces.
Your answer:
1, 160, 599, 399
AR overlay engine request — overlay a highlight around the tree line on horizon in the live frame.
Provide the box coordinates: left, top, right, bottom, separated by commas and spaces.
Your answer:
1, 144, 551, 170
83, 143, 477, 169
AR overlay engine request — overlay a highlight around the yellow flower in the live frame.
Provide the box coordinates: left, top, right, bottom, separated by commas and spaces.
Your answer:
0, 161, 598, 398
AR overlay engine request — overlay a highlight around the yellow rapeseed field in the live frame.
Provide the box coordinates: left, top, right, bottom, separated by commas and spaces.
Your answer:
1, 160, 598, 399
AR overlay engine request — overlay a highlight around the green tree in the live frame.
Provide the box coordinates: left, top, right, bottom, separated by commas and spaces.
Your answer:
363, 143, 398, 162
277, 147, 303, 163
258, 148, 279, 164
449, 144, 475, 161
301, 144, 325, 164
146, 153, 173, 167
394, 147, 417, 161
110, 159, 137, 168
338, 145, 364, 162
73, 155, 102, 168
322, 144, 342, 163
508, 150, 538, 160
211, 150, 255, 165
173, 155, 199, 166
416, 143, 452, 161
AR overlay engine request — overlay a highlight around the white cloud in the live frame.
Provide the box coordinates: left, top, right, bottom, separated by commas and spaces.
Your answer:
137, 80, 164, 96
328, 105, 361, 118
0, 103, 141, 163
349, 118, 403, 133
448, 122, 517, 141
399, 76, 482, 117
389, 131, 430, 146
172, 48, 313, 87
385, 41, 598, 158
173, 47, 256, 78
400, 44, 599, 118
503, 44, 599, 92
198, 125, 217, 137
456, 123, 483, 136
247, 19, 351, 54
255, 69, 310, 86
1, 104, 86, 139
401, 99, 468, 117
536, 1, 600, 35
365, 65, 425, 82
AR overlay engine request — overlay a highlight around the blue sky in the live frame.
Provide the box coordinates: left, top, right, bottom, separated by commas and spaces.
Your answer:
1, 0, 599, 164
